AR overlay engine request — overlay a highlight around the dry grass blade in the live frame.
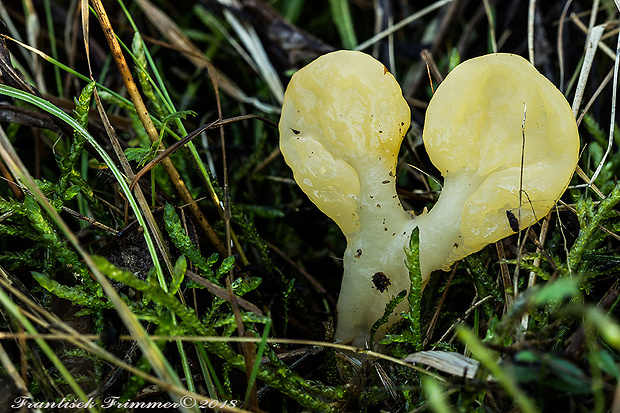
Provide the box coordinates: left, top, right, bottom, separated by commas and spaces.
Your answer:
214, 0, 284, 103
589, 29, 620, 186
0, 278, 252, 413
123, 0, 254, 267
0, 341, 38, 412
571, 13, 616, 58
135, 0, 278, 113
589, 0, 601, 31
576, 65, 614, 127
23, 0, 45, 93
420, 49, 443, 84
403, 351, 480, 379
0, 156, 23, 200
80, 3, 172, 276
0, 124, 192, 411
571, 24, 605, 117
128, 1, 261, 402
91, 87, 174, 276
527, 0, 536, 64
0, 328, 446, 381
90, 0, 227, 257
434, 296, 495, 344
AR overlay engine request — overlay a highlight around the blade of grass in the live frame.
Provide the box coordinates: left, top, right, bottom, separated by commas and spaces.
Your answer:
527, 0, 536, 64
82, 0, 177, 286
2, 30, 249, 267
1, 34, 133, 110
43, 0, 62, 95
329, 0, 358, 49
244, 317, 271, 405
0, 96, 193, 411
0, 341, 42, 413
195, 344, 227, 402
0, 283, 97, 413
571, 24, 605, 117
90, 0, 228, 258
422, 377, 452, 413
213, 0, 284, 102
115, 6, 255, 389
191, 5, 260, 78
84, 23, 198, 393
482, 0, 497, 53
0, 83, 165, 284
129, 0, 252, 265
282, 0, 305, 24
457, 326, 538, 413
0, 269, 251, 413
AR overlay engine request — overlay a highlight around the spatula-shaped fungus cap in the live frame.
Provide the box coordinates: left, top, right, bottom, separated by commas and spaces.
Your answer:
279, 50, 410, 237
279, 51, 413, 346
279, 51, 579, 347
419, 53, 580, 273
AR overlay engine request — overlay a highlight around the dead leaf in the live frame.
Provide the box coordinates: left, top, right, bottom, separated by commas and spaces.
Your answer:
403, 350, 479, 379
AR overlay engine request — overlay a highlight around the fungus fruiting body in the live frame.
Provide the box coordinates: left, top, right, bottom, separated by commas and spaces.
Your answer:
279, 51, 579, 347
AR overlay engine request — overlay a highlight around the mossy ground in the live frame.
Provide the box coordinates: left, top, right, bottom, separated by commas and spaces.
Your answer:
0, 1, 619, 412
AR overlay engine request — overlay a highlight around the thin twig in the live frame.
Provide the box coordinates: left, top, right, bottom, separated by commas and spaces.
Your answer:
576, 66, 614, 127
424, 265, 457, 347
512, 103, 527, 300
129, 116, 274, 191
495, 241, 513, 312
355, 0, 454, 51
434, 295, 494, 345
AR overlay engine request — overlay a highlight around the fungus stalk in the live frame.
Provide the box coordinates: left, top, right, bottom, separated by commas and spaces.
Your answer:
279, 51, 579, 347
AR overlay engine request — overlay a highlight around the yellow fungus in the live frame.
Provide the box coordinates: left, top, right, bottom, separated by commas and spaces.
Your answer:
279, 51, 579, 347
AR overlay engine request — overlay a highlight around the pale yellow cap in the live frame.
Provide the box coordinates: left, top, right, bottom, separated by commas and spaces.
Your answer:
423, 53, 579, 254
279, 50, 411, 236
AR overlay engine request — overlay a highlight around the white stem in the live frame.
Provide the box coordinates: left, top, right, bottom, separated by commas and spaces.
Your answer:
334, 159, 415, 347
416, 170, 486, 276
335, 168, 486, 347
